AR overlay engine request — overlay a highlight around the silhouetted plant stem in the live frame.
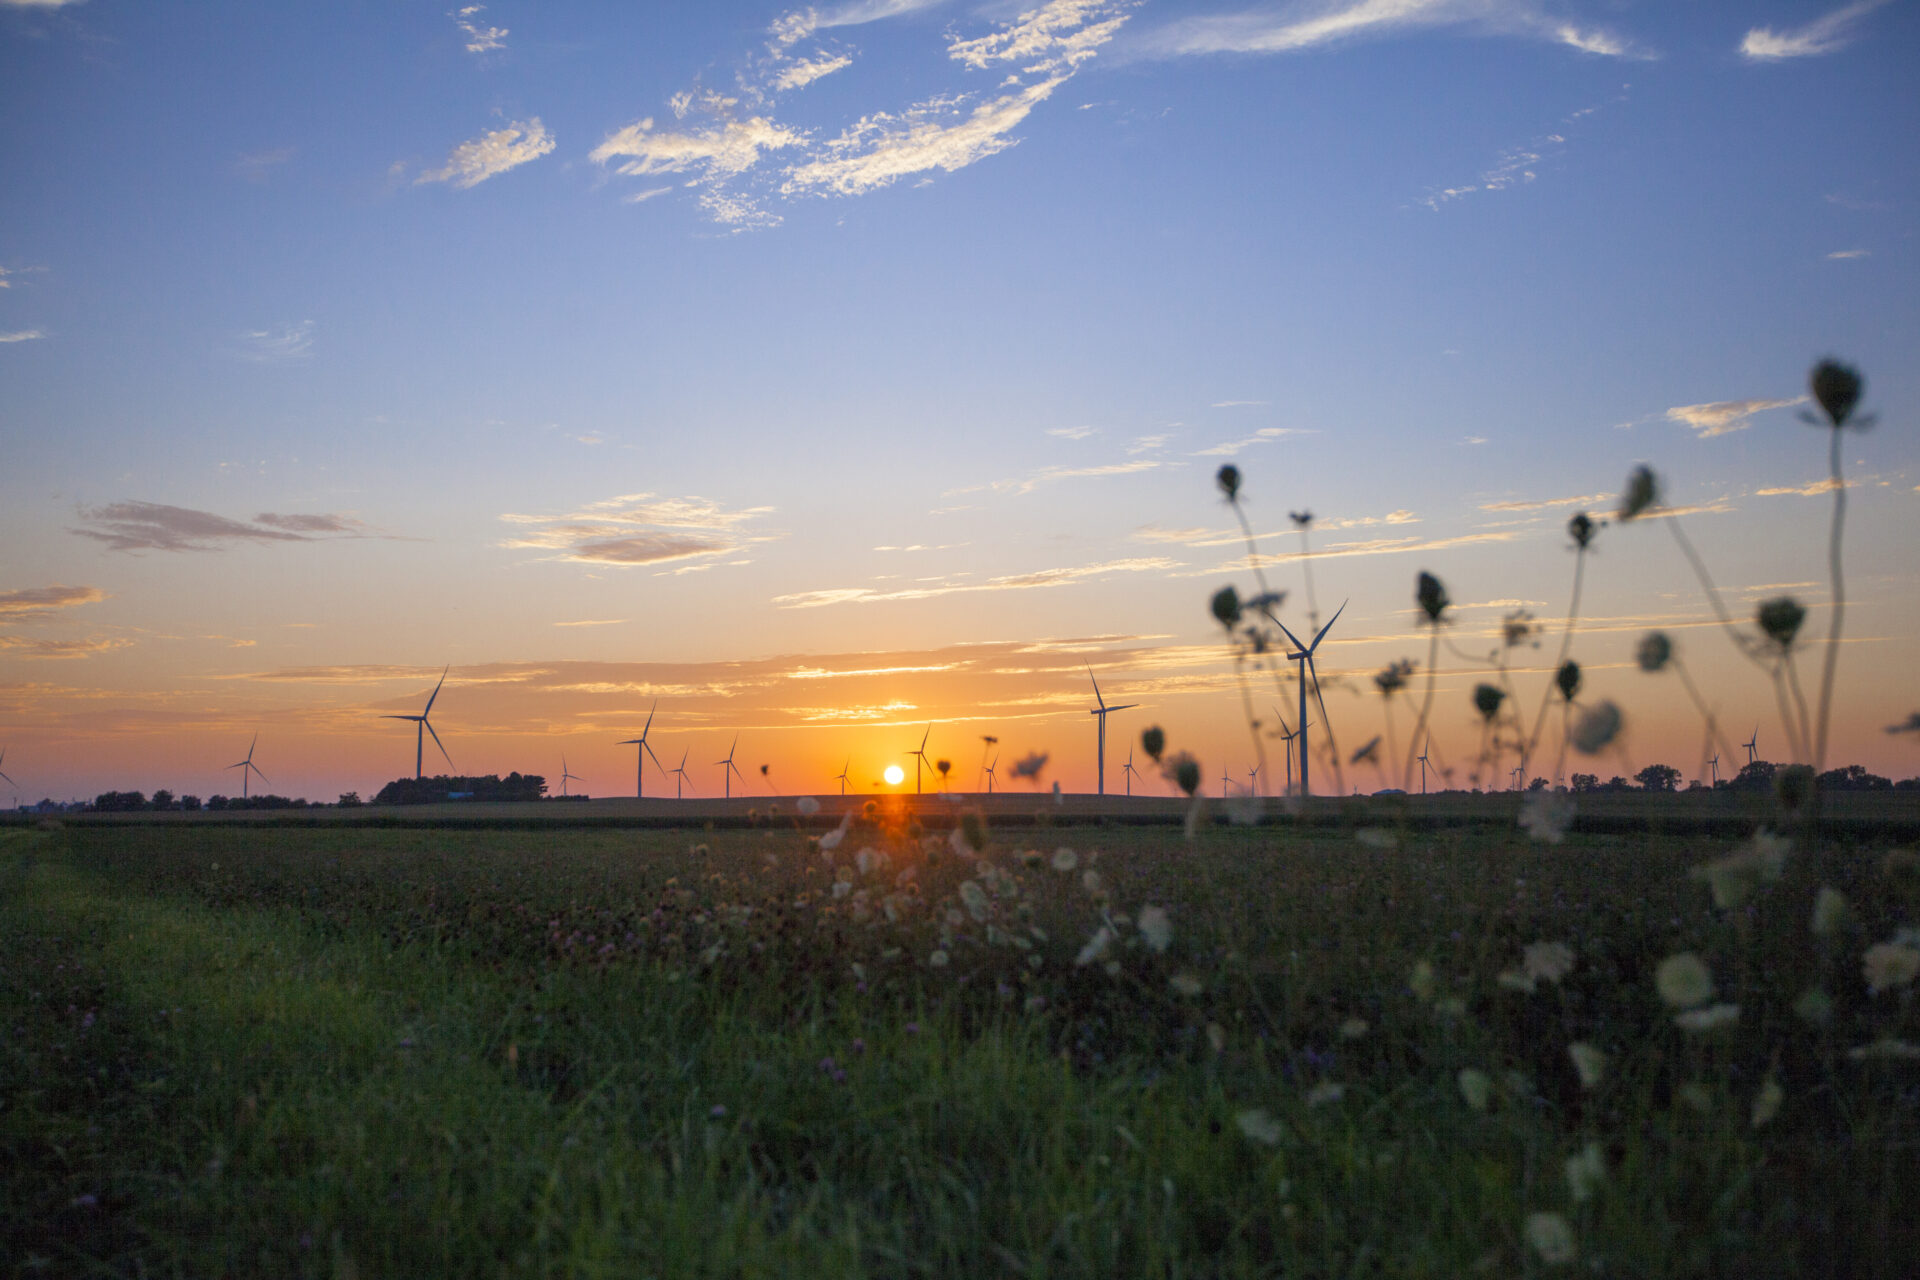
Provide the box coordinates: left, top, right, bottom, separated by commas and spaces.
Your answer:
1670, 654, 1736, 767
1784, 652, 1814, 768
1405, 627, 1440, 791
1525, 544, 1587, 776
1663, 515, 1764, 667
1296, 525, 1321, 633
1308, 668, 1345, 797
1815, 427, 1846, 770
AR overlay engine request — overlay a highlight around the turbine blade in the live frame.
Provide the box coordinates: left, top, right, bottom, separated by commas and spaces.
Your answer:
425, 719, 452, 768
1109, 703, 1139, 713
1088, 666, 1105, 709
644, 740, 664, 772
642, 699, 657, 737
1308, 599, 1348, 651
0, 770, 14, 787
423, 665, 449, 715
1274, 618, 1308, 651
251, 764, 270, 784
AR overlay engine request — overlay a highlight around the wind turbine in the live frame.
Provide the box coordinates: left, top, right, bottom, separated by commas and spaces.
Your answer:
1708, 754, 1720, 786
1511, 765, 1524, 791
225, 734, 269, 800
1273, 600, 1347, 799
1121, 746, 1140, 797
1743, 728, 1759, 766
835, 755, 851, 797
558, 755, 582, 797
0, 747, 15, 799
1417, 738, 1431, 796
906, 724, 932, 795
715, 735, 744, 799
618, 701, 664, 799
1087, 667, 1138, 797
983, 751, 998, 795
1220, 766, 1233, 797
382, 665, 452, 781
1247, 763, 1260, 796
670, 748, 691, 799
977, 735, 999, 791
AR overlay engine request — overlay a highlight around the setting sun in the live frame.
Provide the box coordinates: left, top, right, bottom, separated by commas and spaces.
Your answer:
883, 765, 905, 787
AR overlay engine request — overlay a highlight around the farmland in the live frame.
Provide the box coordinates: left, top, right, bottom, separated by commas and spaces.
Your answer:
4, 804, 1917, 1278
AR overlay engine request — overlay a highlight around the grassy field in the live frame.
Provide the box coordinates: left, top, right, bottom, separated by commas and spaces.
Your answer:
3, 807, 1916, 1277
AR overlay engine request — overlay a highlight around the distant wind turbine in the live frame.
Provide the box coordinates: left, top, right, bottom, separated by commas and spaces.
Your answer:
671, 748, 691, 799
1087, 667, 1138, 797
1274, 600, 1346, 798
1220, 766, 1233, 797
382, 665, 452, 781
715, 735, 744, 798
906, 724, 932, 795
1272, 704, 1299, 796
618, 701, 664, 799
1417, 738, 1431, 796
1247, 763, 1260, 796
983, 750, 998, 795
0, 746, 15, 796
558, 754, 582, 797
1744, 728, 1759, 766
226, 733, 269, 800
835, 755, 851, 797
1121, 746, 1139, 797
1708, 754, 1719, 786
977, 735, 998, 791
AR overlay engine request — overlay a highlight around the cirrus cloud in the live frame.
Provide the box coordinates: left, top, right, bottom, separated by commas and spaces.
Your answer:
418, 118, 554, 189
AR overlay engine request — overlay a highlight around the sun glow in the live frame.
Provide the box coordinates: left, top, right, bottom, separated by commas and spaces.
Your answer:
883, 764, 905, 786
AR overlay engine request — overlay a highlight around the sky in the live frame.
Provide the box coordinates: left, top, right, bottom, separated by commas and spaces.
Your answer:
3, 0, 1918, 805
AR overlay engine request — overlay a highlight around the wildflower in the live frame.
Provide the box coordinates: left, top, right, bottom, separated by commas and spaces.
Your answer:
1354, 827, 1397, 849
1415, 571, 1449, 623
1502, 610, 1539, 648
1408, 960, 1437, 1002
1075, 926, 1114, 967
1751, 1078, 1784, 1128
1674, 1002, 1740, 1032
1141, 725, 1166, 762
819, 812, 852, 851
1226, 788, 1263, 825
1793, 987, 1834, 1024
1052, 781, 1063, 804
1569, 700, 1622, 753
1374, 660, 1413, 696
1216, 463, 1242, 501
1810, 886, 1848, 937
1518, 789, 1575, 844
1457, 1068, 1492, 1111
1010, 750, 1049, 783
1635, 632, 1672, 672
1081, 868, 1106, 897
1524, 1212, 1577, 1266
958, 880, 990, 921
1565, 1142, 1605, 1203
959, 810, 988, 853
1679, 1082, 1714, 1113
1138, 905, 1172, 953
1290, 509, 1312, 528
1655, 952, 1714, 1008
1567, 511, 1596, 548
855, 846, 882, 876
1523, 941, 1576, 985
928, 949, 950, 968
796, 796, 820, 816
1338, 1017, 1369, 1040
1304, 1081, 1344, 1107
1206, 1022, 1227, 1053
1165, 751, 1202, 797
709, 1104, 728, 1119
1050, 846, 1079, 872
1568, 1042, 1606, 1090
1618, 464, 1658, 520
1350, 734, 1382, 765
1236, 1108, 1283, 1145
1554, 659, 1580, 702
1847, 1038, 1920, 1061
1809, 358, 1864, 428
1863, 941, 1920, 994
1210, 585, 1243, 631
1758, 597, 1806, 649
1024, 994, 1047, 1014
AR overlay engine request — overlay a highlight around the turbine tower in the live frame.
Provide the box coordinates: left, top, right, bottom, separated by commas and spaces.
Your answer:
906, 724, 932, 795
382, 665, 452, 781
1274, 601, 1346, 799
671, 748, 691, 799
1271, 704, 1299, 796
835, 755, 851, 796
618, 701, 664, 799
1086, 667, 1138, 797
225, 733, 269, 800
1743, 728, 1759, 766
1417, 738, 1431, 796
1121, 746, 1139, 797
1247, 763, 1260, 796
1708, 754, 1719, 786
1220, 766, 1233, 797
715, 735, 744, 799
983, 750, 998, 795
0, 747, 16, 799
558, 755, 582, 797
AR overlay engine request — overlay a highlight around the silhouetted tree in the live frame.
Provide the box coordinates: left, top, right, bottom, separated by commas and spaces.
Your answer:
92, 790, 145, 812
1635, 764, 1681, 792
1818, 764, 1891, 791
1731, 760, 1777, 792
1569, 773, 1598, 793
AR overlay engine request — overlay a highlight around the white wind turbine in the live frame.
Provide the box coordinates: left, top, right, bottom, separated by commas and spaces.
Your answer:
1708, 754, 1720, 786
671, 748, 692, 799
226, 733, 269, 800
715, 734, 744, 798
618, 701, 664, 799
835, 755, 851, 797
1086, 667, 1138, 797
1, 746, 18, 805
905, 724, 932, 795
1121, 746, 1139, 796
1417, 738, 1432, 796
1744, 728, 1759, 766
1274, 706, 1307, 798
1247, 762, 1260, 796
1274, 601, 1346, 798
383, 666, 452, 781
558, 755, 582, 797
983, 750, 999, 795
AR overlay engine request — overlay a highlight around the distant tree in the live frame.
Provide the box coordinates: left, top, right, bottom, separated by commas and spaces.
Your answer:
149, 789, 176, 811
1897, 777, 1920, 792
180, 794, 201, 811
1635, 764, 1681, 792
1526, 776, 1549, 792
1731, 760, 1777, 792
1817, 764, 1891, 792
206, 795, 229, 811
92, 790, 146, 812
337, 791, 362, 807
1569, 773, 1599, 793
1602, 776, 1630, 793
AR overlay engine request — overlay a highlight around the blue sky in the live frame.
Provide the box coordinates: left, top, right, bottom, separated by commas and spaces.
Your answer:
3, 0, 1917, 802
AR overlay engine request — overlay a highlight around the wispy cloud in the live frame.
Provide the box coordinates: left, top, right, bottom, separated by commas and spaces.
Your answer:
234, 321, 313, 363
947, 0, 1136, 75
1741, 0, 1891, 60
785, 662, 964, 679
1755, 477, 1846, 498
1128, 433, 1173, 454
1135, 0, 1646, 61
1827, 249, 1869, 260
1047, 425, 1098, 439
0, 636, 130, 660
1666, 395, 1805, 438
1192, 427, 1298, 456
772, 556, 1176, 608
1210, 399, 1268, 408
1477, 491, 1612, 514
235, 147, 293, 183
419, 118, 554, 189
72, 502, 373, 553
553, 618, 628, 627
986, 459, 1169, 495
451, 4, 507, 54
500, 493, 776, 567
0, 329, 45, 343
772, 51, 855, 91
1137, 508, 1418, 549
0, 585, 105, 619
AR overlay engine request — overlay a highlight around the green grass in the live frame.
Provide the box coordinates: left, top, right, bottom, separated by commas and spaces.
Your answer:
3, 818, 1915, 1277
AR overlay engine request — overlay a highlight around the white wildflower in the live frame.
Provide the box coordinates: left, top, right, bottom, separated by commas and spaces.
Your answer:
1654, 952, 1714, 1009
928, 949, 949, 968
1567, 1042, 1606, 1090
1408, 960, 1436, 1002
1338, 1018, 1369, 1040
1519, 789, 1575, 843
1847, 1038, 1920, 1061
1169, 971, 1204, 997
1810, 886, 1848, 936
855, 846, 882, 876
1075, 926, 1114, 967
1564, 1142, 1605, 1203
1751, 1077, 1784, 1128
1050, 847, 1079, 872
958, 880, 990, 921
1863, 942, 1920, 994
1304, 1081, 1344, 1108
1524, 941, 1577, 986
1457, 1067, 1492, 1111
1236, 1108, 1283, 1145
1354, 826, 1397, 849
796, 796, 820, 817
1674, 1002, 1741, 1032
1524, 1211, 1577, 1266
1137, 905, 1172, 953
1793, 986, 1834, 1024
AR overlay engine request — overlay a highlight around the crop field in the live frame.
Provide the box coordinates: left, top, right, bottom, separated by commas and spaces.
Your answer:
4, 806, 1917, 1278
